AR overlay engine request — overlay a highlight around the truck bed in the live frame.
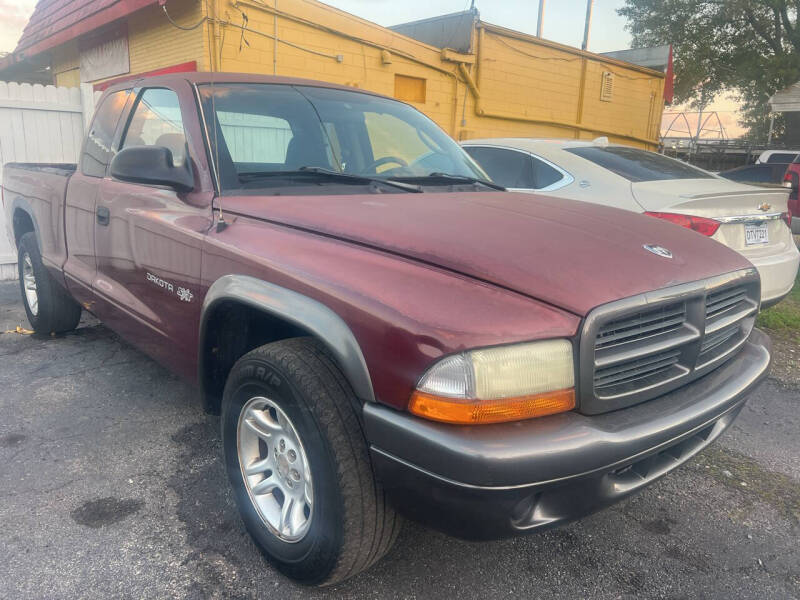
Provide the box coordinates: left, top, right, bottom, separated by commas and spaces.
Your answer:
3, 162, 77, 274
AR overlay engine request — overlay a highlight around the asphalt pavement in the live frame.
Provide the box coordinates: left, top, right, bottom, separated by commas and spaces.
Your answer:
0, 280, 798, 599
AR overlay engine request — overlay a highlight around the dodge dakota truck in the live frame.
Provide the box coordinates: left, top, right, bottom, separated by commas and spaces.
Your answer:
3, 73, 771, 585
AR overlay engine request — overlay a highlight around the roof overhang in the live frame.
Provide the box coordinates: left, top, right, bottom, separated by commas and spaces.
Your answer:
769, 82, 800, 113
0, 0, 154, 74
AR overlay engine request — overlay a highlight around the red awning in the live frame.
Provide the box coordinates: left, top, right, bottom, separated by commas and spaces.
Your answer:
0, 0, 154, 71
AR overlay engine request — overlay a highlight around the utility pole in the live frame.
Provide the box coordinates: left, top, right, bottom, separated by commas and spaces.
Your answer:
581, 0, 594, 51
536, 0, 545, 37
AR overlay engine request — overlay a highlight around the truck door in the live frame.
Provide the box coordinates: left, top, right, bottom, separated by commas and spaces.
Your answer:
92, 85, 211, 379
63, 89, 132, 307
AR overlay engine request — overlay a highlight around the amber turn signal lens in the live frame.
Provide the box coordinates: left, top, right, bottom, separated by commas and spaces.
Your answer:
408, 388, 576, 425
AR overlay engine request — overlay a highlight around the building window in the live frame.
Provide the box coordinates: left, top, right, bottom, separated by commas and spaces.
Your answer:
394, 74, 426, 104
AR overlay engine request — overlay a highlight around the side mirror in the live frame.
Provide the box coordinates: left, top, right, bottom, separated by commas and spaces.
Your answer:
110, 145, 194, 193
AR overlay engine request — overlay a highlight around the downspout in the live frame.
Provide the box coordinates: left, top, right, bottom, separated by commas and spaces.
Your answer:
574, 56, 588, 138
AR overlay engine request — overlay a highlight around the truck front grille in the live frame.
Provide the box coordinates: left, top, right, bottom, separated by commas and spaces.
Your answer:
578, 270, 760, 415
594, 349, 682, 394
595, 303, 686, 350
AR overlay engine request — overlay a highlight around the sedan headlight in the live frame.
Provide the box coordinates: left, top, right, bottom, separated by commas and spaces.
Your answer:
409, 339, 575, 425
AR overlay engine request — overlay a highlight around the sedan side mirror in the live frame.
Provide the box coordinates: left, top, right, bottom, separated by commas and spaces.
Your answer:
110, 145, 194, 193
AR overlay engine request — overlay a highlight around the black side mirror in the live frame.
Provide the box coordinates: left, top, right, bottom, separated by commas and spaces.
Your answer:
110, 145, 194, 193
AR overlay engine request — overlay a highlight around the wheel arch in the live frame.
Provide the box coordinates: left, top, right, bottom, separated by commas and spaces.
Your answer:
199, 275, 375, 414
10, 198, 39, 249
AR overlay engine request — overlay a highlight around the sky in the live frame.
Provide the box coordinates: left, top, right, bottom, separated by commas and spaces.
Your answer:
0, 0, 632, 54
322, 0, 632, 53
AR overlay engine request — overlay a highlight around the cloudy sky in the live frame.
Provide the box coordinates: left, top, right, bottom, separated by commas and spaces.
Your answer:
0, 0, 632, 54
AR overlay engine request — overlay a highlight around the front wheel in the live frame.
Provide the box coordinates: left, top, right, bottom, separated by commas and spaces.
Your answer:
17, 232, 81, 335
221, 337, 401, 586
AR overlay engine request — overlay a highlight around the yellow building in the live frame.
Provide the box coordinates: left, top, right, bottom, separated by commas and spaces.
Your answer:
0, 0, 665, 148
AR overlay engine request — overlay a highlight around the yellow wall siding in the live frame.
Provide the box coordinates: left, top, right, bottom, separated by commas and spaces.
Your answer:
43, 0, 664, 148
52, 40, 80, 88
214, 0, 460, 133
126, 0, 207, 76
203, 0, 664, 148
467, 25, 664, 147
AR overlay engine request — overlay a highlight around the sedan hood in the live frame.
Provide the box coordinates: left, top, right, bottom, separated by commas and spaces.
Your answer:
224, 191, 752, 316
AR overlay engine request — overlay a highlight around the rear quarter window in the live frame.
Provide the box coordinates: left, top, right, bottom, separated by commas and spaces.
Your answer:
765, 152, 798, 164
566, 146, 713, 182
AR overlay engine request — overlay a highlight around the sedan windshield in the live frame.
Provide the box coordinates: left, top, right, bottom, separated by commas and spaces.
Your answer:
198, 83, 487, 193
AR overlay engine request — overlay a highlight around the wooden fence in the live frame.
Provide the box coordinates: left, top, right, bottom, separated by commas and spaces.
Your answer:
0, 82, 98, 280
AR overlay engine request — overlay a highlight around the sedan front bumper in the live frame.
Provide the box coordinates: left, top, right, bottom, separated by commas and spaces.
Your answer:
364, 328, 771, 539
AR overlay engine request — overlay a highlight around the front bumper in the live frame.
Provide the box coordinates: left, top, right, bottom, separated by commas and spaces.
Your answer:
364, 328, 771, 540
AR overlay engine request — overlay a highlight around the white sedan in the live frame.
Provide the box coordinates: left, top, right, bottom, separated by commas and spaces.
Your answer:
462, 138, 800, 307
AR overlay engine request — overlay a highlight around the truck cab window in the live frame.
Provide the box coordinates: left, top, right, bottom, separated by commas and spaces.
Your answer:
121, 88, 187, 166
81, 90, 130, 178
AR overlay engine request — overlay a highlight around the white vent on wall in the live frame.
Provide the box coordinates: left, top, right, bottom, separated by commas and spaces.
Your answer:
601, 71, 614, 102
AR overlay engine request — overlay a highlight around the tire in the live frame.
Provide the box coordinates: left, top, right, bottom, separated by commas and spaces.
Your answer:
17, 232, 82, 335
221, 337, 402, 586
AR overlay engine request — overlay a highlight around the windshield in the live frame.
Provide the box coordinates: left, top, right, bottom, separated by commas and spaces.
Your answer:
198, 83, 487, 193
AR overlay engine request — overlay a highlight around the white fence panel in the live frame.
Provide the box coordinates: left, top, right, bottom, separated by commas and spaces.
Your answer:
0, 81, 97, 280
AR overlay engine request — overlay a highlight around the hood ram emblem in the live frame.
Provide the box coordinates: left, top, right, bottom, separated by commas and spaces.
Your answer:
643, 244, 673, 259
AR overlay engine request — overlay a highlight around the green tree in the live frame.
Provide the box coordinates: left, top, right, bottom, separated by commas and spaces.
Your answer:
618, 0, 800, 142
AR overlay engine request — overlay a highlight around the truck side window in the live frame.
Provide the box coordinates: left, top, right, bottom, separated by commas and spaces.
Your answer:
121, 88, 187, 166
81, 90, 130, 178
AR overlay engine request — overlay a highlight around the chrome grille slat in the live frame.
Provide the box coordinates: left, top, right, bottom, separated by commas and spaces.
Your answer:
706, 288, 748, 319
579, 270, 760, 415
594, 329, 700, 369
704, 303, 757, 335
594, 350, 680, 388
596, 303, 686, 349
701, 325, 740, 354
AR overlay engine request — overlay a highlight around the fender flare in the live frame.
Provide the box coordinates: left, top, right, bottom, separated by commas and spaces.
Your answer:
8, 196, 40, 248
199, 274, 376, 409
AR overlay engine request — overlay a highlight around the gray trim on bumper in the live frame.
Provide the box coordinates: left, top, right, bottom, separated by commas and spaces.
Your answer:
364, 328, 771, 490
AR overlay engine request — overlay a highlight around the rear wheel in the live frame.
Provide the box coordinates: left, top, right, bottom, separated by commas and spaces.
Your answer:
17, 232, 81, 334
221, 337, 401, 585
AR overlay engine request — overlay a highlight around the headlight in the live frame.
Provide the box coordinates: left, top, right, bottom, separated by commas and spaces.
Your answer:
409, 339, 575, 425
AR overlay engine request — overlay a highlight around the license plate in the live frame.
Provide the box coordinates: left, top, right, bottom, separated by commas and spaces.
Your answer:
744, 223, 769, 245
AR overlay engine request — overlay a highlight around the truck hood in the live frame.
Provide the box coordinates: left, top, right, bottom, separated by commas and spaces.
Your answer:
223, 191, 752, 316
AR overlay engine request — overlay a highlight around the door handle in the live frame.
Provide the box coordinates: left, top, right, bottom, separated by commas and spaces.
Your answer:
96, 206, 110, 226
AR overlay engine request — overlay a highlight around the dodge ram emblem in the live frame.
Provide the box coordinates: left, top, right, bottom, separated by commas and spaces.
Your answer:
757, 203, 771, 212
643, 244, 673, 259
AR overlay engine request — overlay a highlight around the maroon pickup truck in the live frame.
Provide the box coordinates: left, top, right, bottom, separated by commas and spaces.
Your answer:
3, 73, 771, 585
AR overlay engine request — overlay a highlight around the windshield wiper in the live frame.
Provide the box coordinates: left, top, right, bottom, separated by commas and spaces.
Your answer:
300, 166, 423, 193
238, 167, 422, 193
426, 172, 506, 191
